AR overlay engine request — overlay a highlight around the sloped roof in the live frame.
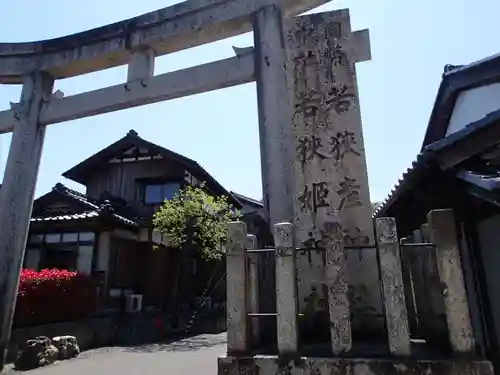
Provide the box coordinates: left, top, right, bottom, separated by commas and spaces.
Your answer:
62, 129, 240, 207
31, 211, 101, 223
31, 183, 139, 227
374, 109, 500, 217
374, 52, 500, 218
421, 54, 500, 149
230, 191, 263, 208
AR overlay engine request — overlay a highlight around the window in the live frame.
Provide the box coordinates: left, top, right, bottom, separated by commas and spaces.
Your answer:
144, 182, 181, 204
45, 233, 61, 243
43, 243, 79, 271
62, 232, 78, 242
78, 232, 95, 242
29, 232, 95, 245
25, 232, 96, 272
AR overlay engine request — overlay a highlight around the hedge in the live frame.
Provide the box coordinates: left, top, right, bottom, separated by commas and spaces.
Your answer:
14, 269, 99, 328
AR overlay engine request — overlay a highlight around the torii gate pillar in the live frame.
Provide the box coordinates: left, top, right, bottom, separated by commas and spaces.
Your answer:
0, 72, 54, 367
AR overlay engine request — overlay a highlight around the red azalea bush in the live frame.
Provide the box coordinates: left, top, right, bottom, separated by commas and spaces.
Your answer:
14, 269, 99, 328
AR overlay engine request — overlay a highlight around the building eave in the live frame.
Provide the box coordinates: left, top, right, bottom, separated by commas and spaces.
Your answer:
421, 53, 500, 150
375, 109, 500, 218
32, 183, 140, 229
62, 129, 241, 207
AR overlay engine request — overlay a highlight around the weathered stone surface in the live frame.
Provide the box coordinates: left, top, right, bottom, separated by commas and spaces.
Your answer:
253, 5, 295, 226
375, 217, 411, 356
52, 335, 80, 360
0, 73, 55, 365
218, 355, 494, 375
246, 234, 260, 346
0, 52, 256, 133
409, 228, 447, 346
427, 209, 475, 354
283, 9, 382, 333
0, 0, 330, 84
322, 215, 351, 354
226, 221, 248, 354
274, 222, 298, 354
14, 336, 59, 371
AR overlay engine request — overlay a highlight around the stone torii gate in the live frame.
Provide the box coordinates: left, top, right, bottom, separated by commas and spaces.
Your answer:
0, 0, 374, 369
0, 0, 325, 366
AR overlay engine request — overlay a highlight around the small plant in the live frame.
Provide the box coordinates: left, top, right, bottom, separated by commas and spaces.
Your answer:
153, 183, 241, 260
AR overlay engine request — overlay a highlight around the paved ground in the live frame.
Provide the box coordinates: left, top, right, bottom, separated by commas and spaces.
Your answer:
6, 333, 227, 375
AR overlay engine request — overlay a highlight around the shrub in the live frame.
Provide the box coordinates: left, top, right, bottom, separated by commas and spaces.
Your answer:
153, 184, 240, 260
14, 269, 99, 328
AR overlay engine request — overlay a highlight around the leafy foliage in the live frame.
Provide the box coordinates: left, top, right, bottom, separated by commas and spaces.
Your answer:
153, 184, 241, 260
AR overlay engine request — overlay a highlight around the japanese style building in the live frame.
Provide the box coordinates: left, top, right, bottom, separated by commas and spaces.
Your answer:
374, 53, 500, 360
24, 130, 266, 314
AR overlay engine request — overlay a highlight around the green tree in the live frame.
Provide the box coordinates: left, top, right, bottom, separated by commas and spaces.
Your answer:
152, 184, 241, 260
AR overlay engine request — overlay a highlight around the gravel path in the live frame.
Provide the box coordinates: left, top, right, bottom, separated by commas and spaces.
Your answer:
5, 333, 227, 375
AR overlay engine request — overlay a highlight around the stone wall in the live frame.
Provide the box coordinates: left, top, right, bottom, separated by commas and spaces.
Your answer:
218, 356, 494, 375
8, 317, 114, 362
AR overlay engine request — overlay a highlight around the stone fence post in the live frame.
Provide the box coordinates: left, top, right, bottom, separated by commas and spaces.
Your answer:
427, 209, 475, 355
375, 217, 411, 356
274, 222, 298, 354
246, 234, 260, 347
226, 221, 248, 355
322, 216, 352, 355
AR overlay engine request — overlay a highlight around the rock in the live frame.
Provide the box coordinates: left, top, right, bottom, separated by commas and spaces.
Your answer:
14, 336, 59, 370
39, 344, 59, 367
52, 335, 80, 360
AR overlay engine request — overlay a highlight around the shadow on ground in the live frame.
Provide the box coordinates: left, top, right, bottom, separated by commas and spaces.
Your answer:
74, 332, 227, 358
122, 333, 227, 353
3, 332, 227, 374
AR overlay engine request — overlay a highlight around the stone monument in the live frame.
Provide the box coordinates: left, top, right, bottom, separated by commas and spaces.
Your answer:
285, 9, 383, 334
218, 4, 493, 375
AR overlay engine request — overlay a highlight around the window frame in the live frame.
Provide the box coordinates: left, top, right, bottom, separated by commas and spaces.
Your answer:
25, 231, 97, 272
143, 180, 182, 205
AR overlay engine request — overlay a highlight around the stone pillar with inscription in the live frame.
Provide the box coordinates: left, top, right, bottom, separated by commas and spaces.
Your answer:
284, 10, 384, 334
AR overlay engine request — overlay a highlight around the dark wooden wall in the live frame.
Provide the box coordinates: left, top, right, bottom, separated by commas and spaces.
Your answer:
85, 158, 185, 218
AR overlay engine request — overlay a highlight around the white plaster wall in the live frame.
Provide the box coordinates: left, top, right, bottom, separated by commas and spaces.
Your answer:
446, 82, 500, 136
477, 213, 500, 354
96, 232, 111, 272
77, 246, 94, 274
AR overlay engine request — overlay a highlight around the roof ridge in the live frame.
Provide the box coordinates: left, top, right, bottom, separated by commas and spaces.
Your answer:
53, 182, 84, 197
62, 131, 241, 208
52, 182, 99, 209
42, 183, 139, 227
231, 191, 263, 206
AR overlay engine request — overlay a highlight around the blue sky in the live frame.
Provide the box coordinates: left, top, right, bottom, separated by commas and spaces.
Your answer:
1, 0, 499, 203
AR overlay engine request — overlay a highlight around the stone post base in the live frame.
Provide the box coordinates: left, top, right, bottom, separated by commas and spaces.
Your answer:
218, 355, 494, 375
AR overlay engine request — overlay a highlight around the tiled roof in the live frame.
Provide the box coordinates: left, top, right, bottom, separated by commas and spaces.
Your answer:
31, 211, 99, 222
442, 52, 500, 77
374, 109, 500, 218
230, 191, 263, 208
456, 170, 500, 191
421, 54, 500, 150
31, 183, 139, 227
372, 153, 432, 218
62, 130, 241, 208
